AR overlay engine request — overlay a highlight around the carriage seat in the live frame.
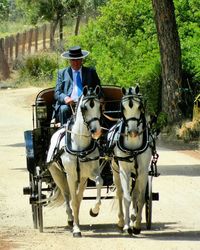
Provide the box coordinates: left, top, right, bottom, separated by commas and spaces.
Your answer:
101, 85, 123, 129
35, 87, 55, 128
34, 85, 123, 128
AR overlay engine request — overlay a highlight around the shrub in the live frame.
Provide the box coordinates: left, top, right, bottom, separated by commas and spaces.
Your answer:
20, 52, 58, 80
177, 119, 200, 142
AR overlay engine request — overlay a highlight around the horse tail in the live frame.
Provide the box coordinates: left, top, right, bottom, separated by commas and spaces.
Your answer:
47, 186, 65, 207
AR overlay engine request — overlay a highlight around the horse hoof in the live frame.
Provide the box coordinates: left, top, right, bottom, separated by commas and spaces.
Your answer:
127, 228, 133, 235
89, 208, 98, 217
117, 225, 124, 233
132, 227, 141, 235
68, 220, 73, 227
73, 232, 82, 237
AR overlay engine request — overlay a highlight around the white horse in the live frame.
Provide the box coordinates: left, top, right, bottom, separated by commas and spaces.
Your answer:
109, 86, 152, 235
46, 85, 103, 237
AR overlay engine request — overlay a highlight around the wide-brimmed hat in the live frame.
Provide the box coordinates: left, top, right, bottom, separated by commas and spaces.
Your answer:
61, 46, 89, 59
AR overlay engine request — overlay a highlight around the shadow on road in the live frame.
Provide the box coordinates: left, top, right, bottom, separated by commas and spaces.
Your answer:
159, 164, 200, 176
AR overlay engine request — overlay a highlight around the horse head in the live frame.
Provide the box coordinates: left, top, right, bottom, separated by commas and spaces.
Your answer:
121, 86, 144, 137
79, 85, 102, 140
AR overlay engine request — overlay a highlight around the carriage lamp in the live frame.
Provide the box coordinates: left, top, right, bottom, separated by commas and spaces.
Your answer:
36, 97, 47, 120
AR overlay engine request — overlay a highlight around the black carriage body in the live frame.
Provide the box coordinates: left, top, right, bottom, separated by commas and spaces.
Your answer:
24, 127, 56, 173
24, 88, 57, 173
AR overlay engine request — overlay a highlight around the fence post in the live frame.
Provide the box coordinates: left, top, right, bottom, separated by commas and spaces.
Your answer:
0, 38, 10, 80
9, 36, 14, 63
15, 33, 20, 59
22, 31, 27, 56
4, 37, 9, 62
50, 22, 55, 50
28, 28, 33, 54
34, 26, 38, 52
43, 24, 47, 50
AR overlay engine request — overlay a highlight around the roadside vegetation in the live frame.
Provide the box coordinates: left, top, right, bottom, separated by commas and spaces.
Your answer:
0, 0, 199, 141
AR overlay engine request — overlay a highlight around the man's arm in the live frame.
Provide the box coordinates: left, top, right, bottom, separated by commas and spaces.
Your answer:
54, 69, 68, 104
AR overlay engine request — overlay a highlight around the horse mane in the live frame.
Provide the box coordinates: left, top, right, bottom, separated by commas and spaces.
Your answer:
74, 94, 83, 118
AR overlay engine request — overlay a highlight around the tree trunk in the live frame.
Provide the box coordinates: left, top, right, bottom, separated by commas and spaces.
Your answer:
74, 0, 86, 35
152, 0, 182, 123
50, 21, 58, 50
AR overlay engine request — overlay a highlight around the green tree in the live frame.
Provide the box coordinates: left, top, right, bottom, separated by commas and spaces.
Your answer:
15, 0, 78, 45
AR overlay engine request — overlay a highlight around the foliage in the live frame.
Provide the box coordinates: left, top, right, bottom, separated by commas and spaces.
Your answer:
15, 0, 77, 24
70, 0, 161, 115
20, 52, 58, 81
68, 0, 199, 121
0, 0, 9, 20
174, 0, 200, 89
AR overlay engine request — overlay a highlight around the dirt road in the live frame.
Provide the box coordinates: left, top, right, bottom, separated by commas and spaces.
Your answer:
0, 87, 200, 250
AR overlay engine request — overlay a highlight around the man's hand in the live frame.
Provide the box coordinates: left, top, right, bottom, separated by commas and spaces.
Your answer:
64, 96, 75, 105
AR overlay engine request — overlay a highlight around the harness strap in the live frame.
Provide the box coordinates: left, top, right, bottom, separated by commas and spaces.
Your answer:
76, 156, 80, 183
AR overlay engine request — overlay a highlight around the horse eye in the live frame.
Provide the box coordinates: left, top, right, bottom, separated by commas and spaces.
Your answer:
81, 104, 87, 112
129, 99, 133, 108
90, 99, 94, 108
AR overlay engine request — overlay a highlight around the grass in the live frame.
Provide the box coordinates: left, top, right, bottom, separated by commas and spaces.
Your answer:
0, 20, 33, 38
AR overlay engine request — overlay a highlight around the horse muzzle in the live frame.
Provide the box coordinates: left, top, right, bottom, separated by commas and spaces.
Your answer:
128, 129, 139, 138
91, 128, 102, 140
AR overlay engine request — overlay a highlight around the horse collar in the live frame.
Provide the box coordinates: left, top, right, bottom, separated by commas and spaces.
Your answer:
64, 119, 98, 161
117, 119, 149, 157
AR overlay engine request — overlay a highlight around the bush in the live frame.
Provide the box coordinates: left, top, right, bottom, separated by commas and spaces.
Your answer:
20, 52, 58, 80
178, 119, 200, 142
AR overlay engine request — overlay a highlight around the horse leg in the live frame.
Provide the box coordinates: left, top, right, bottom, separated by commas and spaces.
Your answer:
130, 182, 138, 224
48, 162, 73, 226
87, 163, 103, 217
67, 176, 81, 237
132, 174, 148, 235
89, 173, 103, 217
76, 178, 88, 215
112, 160, 124, 229
119, 166, 132, 234
132, 153, 151, 235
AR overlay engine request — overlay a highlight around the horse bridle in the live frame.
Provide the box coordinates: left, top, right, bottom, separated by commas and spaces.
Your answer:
80, 95, 101, 129
121, 94, 144, 128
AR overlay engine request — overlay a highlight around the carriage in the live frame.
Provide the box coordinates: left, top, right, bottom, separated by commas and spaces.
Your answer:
23, 85, 159, 235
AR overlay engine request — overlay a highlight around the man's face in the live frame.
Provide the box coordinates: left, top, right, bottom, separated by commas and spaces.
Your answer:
70, 59, 83, 71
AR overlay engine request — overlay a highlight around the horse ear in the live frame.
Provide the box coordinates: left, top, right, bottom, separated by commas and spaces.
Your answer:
128, 87, 133, 95
135, 85, 140, 94
83, 86, 88, 96
94, 85, 100, 96
122, 87, 126, 95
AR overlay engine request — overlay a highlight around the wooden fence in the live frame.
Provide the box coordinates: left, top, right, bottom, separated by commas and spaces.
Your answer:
0, 23, 59, 80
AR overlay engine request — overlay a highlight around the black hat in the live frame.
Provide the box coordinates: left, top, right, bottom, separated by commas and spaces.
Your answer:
61, 46, 89, 59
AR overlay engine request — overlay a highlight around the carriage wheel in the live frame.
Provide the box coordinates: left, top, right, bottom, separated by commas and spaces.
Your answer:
36, 166, 44, 233
145, 175, 152, 230
29, 173, 39, 229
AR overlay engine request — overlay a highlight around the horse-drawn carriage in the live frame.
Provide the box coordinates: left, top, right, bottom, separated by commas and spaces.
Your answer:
23, 85, 159, 236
